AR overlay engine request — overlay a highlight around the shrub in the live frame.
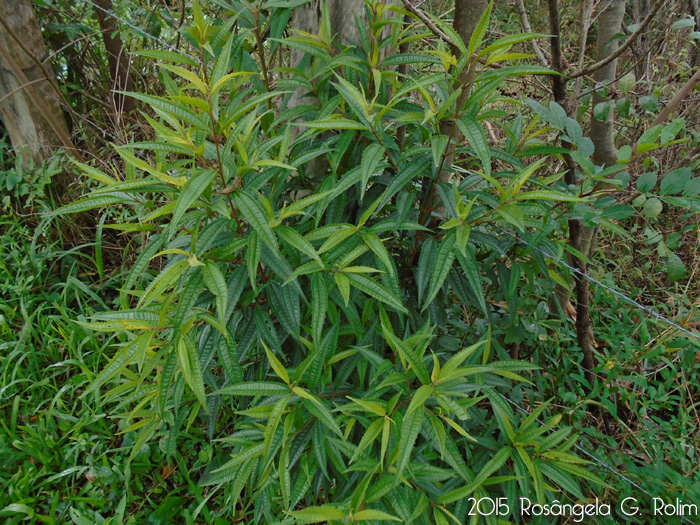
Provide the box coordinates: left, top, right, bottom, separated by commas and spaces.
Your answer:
57, 1, 606, 522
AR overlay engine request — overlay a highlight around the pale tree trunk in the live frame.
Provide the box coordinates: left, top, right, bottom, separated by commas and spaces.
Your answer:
288, 0, 397, 185
689, 0, 700, 67
590, 0, 625, 168
436, 0, 488, 189
93, 0, 135, 121
0, 0, 74, 166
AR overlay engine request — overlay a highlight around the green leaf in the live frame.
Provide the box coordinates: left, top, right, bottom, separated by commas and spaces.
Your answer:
360, 144, 386, 201
497, 203, 525, 231
671, 18, 696, 30
277, 224, 322, 264
353, 509, 402, 522
395, 405, 424, 484
638, 124, 662, 149
177, 336, 208, 411
310, 273, 327, 343
378, 157, 431, 212
660, 167, 691, 195
643, 197, 663, 218
138, 260, 189, 308
601, 204, 634, 220
468, 1, 493, 55
203, 261, 228, 322
300, 118, 368, 130
661, 118, 685, 144
345, 273, 407, 314
457, 116, 491, 176
53, 194, 131, 215
120, 92, 211, 130
667, 253, 686, 281
333, 76, 371, 127
636, 172, 657, 192
170, 170, 216, 239
407, 385, 434, 416
513, 190, 585, 202
287, 506, 346, 523
349, 418, 384, 464
455, 248, 487, 314
247, 230, 261, 292
82, 340, 138, 396
382, 328, 431, 386
233, 189, 278, 251
437, 446, 511, 503
334, 272, 351, 306
304, 398, 344, 439
263, 340, 290, 385
215, 382, 290, 396
422, 230, 456, 310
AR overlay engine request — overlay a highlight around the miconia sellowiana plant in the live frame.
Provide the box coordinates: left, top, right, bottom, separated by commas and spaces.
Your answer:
57, 1, 611, 522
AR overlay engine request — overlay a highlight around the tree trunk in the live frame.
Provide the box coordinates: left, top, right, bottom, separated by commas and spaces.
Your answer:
590, 0, 626, 168
437, 0, 488, 184
0, 0, 74, 165
93, 0, 135, 121
288, 0, 397, 185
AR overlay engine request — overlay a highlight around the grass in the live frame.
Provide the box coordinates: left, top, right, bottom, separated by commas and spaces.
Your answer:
2, 202, 699, 524
0, 209, 229, 524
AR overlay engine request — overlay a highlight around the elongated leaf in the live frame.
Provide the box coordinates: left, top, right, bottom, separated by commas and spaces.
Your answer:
170, 170, 215, 239
177, 336, 209, 411
422, 230, 456, 310
277, 224, 322, 264
233, 189, 278, 251
378, 157, 431, 211
138, 260, 189, 308
345, 273, 407, 314
215, 382, 290, 396
287, 506, 346, 523
407, 385, 434, 416
353, 509, 402, 522
395, 405, 424, 484
437, 446, 511, 503
468, 0, 493, 55
263, 341, 290, 385
120, 92, 211, 130
454, 247, 487, 314
382, 328, 430, 386
458, 116, 491, 176
82, 340, 138, 396
300, 118, 368, 130
53, 194, 131, 215
304, 398, 344, 439
310, 273, 327, 343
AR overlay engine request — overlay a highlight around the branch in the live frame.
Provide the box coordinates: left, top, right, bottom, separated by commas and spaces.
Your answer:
400, 0, 503, 69
0, 39, 76, 155
652, 66, 700, 126
569, 0, 663, 79
515, 0, 548, 67
400, 0, 458, 50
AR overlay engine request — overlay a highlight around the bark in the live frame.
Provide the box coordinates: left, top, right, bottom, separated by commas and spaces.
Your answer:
590, 0, 626, 168
0, 0, 74, 166
453, 0, 489, 60
689, 0, 700, 67
436, 0, 488, 184
651, 66, 700, 127
288, 0, 398, 184
547, 0, 596, 387
516, 0, 548, 67
93, 0, 135, 119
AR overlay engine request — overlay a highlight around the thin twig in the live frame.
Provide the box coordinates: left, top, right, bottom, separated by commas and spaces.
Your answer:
569, 0, 663, 79
400, 0, 457, 49
515, 0, 548, 67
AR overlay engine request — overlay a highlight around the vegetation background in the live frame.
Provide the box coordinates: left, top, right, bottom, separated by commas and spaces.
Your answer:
1, 0, 700, 523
